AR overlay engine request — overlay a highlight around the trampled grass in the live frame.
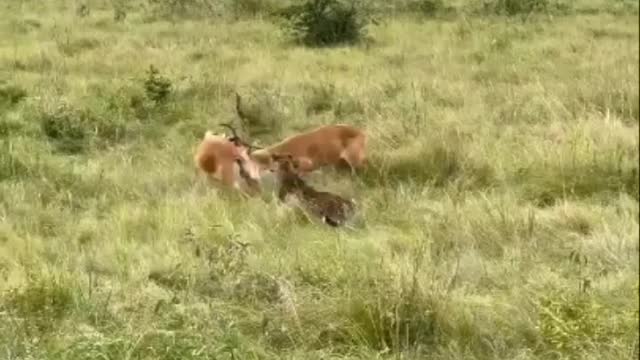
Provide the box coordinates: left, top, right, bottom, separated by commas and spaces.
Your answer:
0, 0, 638, 359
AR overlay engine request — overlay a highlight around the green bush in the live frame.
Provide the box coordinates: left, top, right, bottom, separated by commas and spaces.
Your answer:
144, 65, 173, 104
281, 0, 370, 47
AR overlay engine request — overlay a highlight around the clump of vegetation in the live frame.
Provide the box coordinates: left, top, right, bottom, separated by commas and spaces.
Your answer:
362, 133, 494, 190
0, 84, 27, 108
76, 2, 90, 17
113, 0, 128, 21
39, 101, 128, 154
232, 0, 280, 18
0, 117, 25, 138
144, 65, 173, 104
515, 150, 639, 206
0, 150, 30, 181
537, 290, 638, 357
57, 37, 101, 57
2, 276, 75, 333
305, 83, 335, 115
234, 90, 284, 141
405, 0, 453, 17
130, 69, 190, 126
281, 0, 371, 47
40, 103, 89, 153
478, 0, 571, 16
333, 94, 365, 118
146, 0, 223, 20
343, 272, 437, 351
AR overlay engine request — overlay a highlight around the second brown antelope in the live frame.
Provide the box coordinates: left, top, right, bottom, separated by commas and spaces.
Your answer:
234, 93, 368, 177
272, 153, 356, 227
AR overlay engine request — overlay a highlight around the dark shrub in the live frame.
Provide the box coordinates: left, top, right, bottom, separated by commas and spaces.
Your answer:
144, 65, 173, 104
281, 0, 370, 47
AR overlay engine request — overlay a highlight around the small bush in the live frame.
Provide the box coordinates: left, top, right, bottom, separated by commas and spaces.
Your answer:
144, 65, 173, 104
282, 0, 371, 47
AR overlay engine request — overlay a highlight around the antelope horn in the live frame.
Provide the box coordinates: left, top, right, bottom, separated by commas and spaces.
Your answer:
219, 122, 261, 151
235, 92, 244, 120
219, 122, 239, 139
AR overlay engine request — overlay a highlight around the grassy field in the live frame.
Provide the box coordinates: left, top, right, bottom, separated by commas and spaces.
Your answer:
0, 0, 638, 359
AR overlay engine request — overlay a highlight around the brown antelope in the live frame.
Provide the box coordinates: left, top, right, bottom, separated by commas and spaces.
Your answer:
272, 153, 356, 227
234, 93, 367, 176
193, 124, 262, 195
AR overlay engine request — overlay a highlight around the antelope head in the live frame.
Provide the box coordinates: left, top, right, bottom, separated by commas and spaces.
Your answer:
270, 153, 302, 175
219, 122, 265, 179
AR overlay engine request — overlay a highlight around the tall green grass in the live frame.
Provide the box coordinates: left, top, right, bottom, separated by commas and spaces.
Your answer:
0, 0, 638, 359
